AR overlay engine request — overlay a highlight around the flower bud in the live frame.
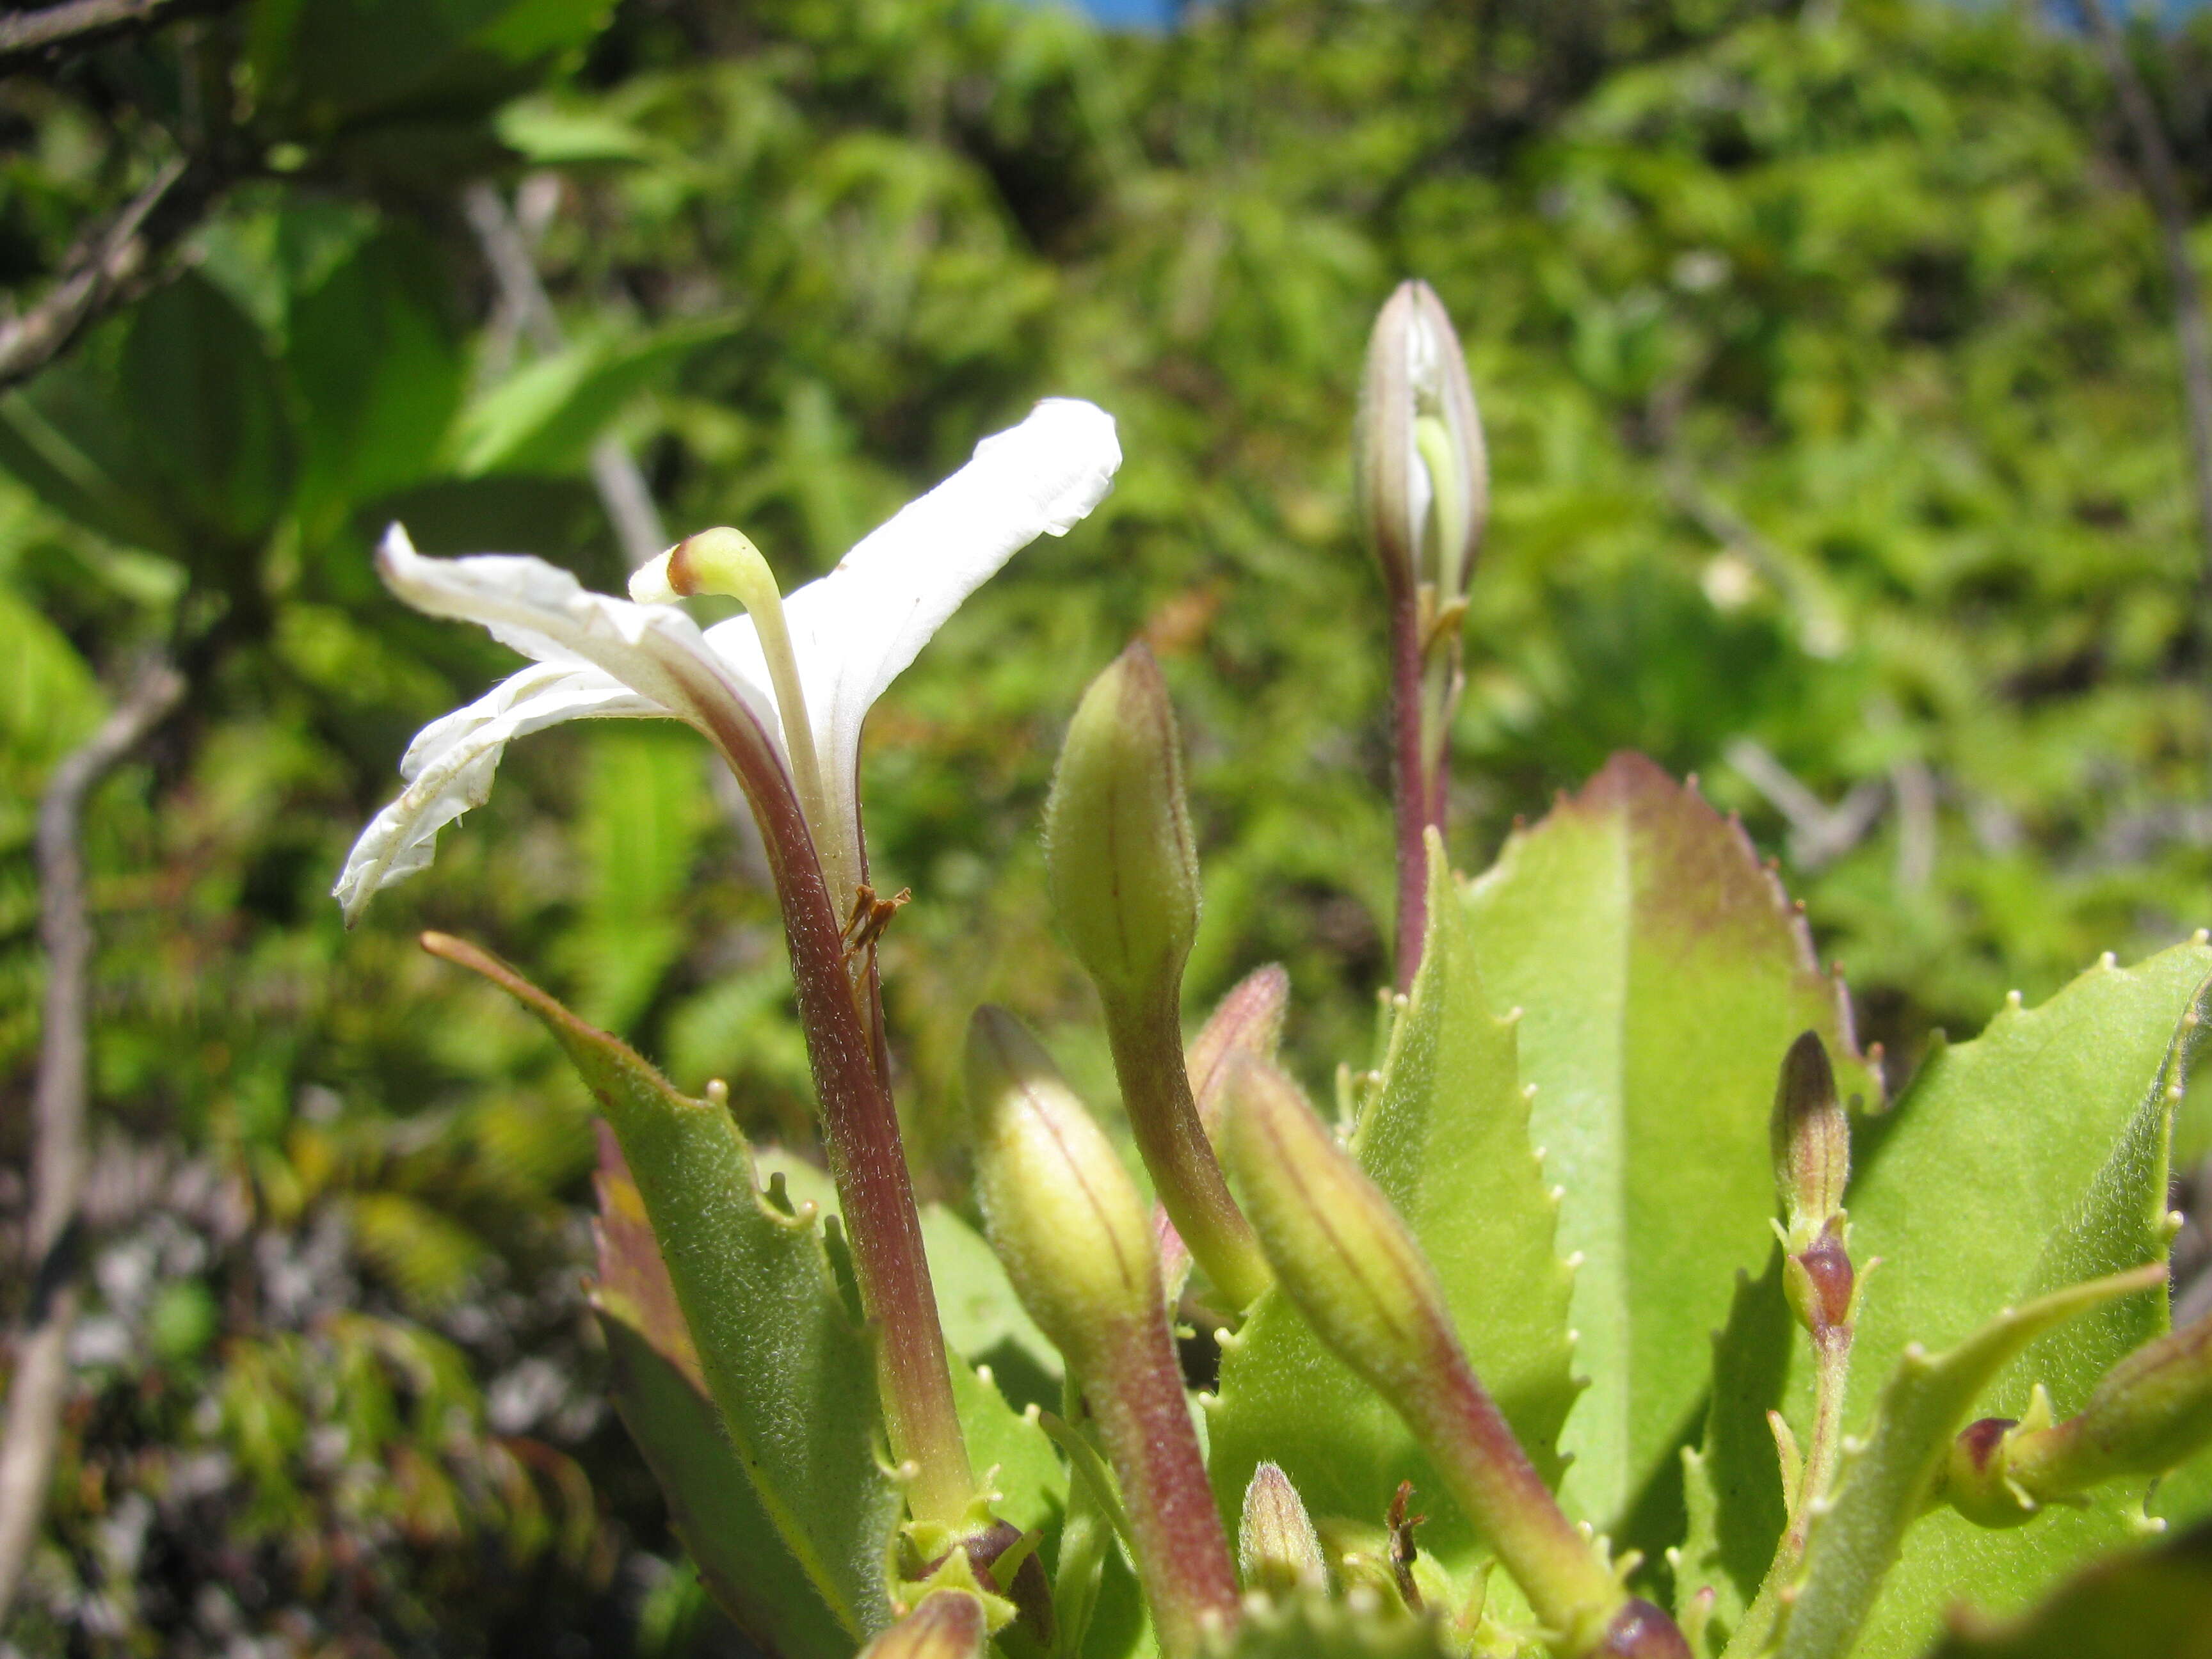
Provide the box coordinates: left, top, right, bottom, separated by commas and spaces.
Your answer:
1355, 280, 1487, 604
1219, 1052, 1455, 1393
858, 1591, 988, 1659
965, 1007, 1158, 1361
1771, 1030, 1849, 1253
1238, 1462, 1327, 1596
1219, 1052, 1635, 1651
1043, 642, 1199, 1008
2005, 1308, 2212, 1500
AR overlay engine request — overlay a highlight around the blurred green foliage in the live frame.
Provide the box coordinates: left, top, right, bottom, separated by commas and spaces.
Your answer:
3, 0, 2212, 1650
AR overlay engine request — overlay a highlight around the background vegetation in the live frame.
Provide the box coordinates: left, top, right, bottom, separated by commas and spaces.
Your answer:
4, 0, 2212, 1650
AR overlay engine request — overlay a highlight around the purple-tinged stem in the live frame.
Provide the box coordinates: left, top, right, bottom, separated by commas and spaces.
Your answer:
695, 696, 973, 1528
1080, 1312, 1242, 1659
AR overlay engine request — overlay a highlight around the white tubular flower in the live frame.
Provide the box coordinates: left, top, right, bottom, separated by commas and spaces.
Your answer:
335, 398, 1122, 924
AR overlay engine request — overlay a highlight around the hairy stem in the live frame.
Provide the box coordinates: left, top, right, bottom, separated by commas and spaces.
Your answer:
694, 699, 973, 1528
1080, 1316, 1240, 1659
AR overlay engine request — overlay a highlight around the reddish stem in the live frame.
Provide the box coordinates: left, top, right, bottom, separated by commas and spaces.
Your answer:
1084, 1311, 1240, 1658
697, 699, 973, 1528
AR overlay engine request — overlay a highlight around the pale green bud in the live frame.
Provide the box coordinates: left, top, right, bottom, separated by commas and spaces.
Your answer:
1219, 1051, 1453, 1391
1354, 279, 1487, 604
1238, 1462, 1326, 1596
965, 1006, 1160, 1365
1950, 1307, 2212, 1525
1043, 643, 1199, 1009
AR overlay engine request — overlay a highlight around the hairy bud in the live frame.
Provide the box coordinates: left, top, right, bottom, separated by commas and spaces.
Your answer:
965, 1006, 1158, 1359
1221, 1052, 1642, 1652
1959, 1307, 2212, 1524
1771, 1030, 1850, 1252
1044, 642, 1199, 1008
1238, 1463, 1327, 1596
1354, 279, 1487, 604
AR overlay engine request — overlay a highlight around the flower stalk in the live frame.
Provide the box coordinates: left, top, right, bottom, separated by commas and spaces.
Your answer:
1356, 280, 1487, 990
965, 1007, 1240, 1658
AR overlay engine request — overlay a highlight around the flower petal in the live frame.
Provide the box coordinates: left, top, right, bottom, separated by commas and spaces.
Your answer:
700, 399, 1119, 895
335, 663, 658, 923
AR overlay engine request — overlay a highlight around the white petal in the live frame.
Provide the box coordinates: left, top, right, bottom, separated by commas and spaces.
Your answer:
376, 523, 785, 761
334, 666, 657, 923
709, 399, 1118, 894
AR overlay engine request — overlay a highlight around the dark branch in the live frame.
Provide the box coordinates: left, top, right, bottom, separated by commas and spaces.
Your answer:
0, 0, 232, 73
0, 156, 221, 393
0, 659, 183, 1622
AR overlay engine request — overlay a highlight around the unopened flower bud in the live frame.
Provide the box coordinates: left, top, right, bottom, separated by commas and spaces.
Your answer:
965, 1007, 1158, 1359
1221, 1052, 1636, 1652
1046, 645, 1270, 1310
1219, 1053, 1455, 1391
858, 1591, 988, 1659
1238, 1462, 1326, 1596
1771, 1030, 1849, 1252
1044, 641, 1199, 1007
966, 1005, 1241, 1658
2002, 1308, 2212, 1503
1355, 279, 1487, 604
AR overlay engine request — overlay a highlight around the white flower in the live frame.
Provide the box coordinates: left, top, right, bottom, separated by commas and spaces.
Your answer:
335, 398, 1122, 924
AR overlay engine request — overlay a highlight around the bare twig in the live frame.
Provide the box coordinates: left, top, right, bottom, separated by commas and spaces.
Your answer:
0, 0, 228, 72
461, 179, 668, 570
1723, 737, 1887, 870
2078, 0, 2212, 594
0, 659, 183, 1621
0, 156, 204, 393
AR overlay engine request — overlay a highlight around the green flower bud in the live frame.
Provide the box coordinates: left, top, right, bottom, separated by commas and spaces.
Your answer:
1355, 279, 1487, 605
1238, 1462, 1327, 1596
1771, 1030, 1849, 1253
1219, 1052, 1457, 1390
1043, 642, 1199, 1007
858, 1591, 988, 1659
1221, 1053, 1637, 1655
2005, 1308, 2212, 1501
965, 1006, 1158, 1361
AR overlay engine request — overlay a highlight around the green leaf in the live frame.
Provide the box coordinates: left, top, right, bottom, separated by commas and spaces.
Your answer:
289, 227, 466, 523
0, 581, 103, 777
1209, 854, 1575, 1575
757, 1154, 1068, 1530
1777, 1266, 2167, 1659
920, 1202, 1062, 1415
430, 934, 899, 1638
119, 273, 295, 552
247, 0, 616, 135
451, 321, 729, 478
1921, 1519, 2212, 1659
591, 1127, 856, 1659
1795, 945, 2212, 1656
1674, 1253, 1794, 1647
1458, 752, 1881, 1527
